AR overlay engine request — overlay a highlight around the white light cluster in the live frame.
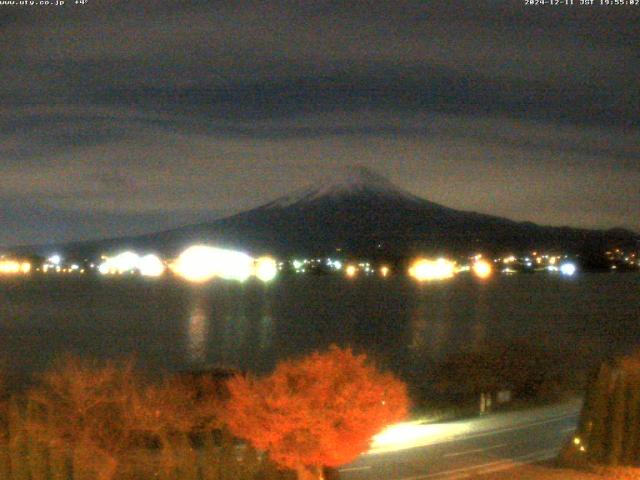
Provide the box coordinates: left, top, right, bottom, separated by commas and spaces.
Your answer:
172, 245, 278, 283
48, 255, 62, 266
325, 258, 343, 271
560, 262, 577, 276
292, 259, 305, 273
254, 256, 278, 282
98, 251, 166, 277
138, 254, 166, 277
358, 262, 374, 274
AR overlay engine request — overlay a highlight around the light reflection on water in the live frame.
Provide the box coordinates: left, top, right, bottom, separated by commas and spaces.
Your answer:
186, 298, 209, 365
259, 314, 273, 351
183, 285, 277, 371
407, 286, 453, 361
0, 274, 638, 381
173, 274, 640, 378
470, 285, 489, 350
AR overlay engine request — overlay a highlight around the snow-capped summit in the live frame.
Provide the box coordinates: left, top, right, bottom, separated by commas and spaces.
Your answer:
264, 165, 420, 208
58, 165, 639, 260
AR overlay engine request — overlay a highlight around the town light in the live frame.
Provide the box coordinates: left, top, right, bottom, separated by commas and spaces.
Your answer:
0, 260, 31, 275
472, 259, 492, 279
98, 251, 140, 275
409, 258, 456, 281
173, 245, 222, 282
560, 262, 577, 276
173, 245, 253, 283
1, 261, 19, 274
255, 256, 278, 282
138, 254, 165, 277
48, 254, 62, 266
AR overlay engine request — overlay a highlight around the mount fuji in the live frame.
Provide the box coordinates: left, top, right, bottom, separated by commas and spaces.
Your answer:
261, 166, 423, 209
27, 166, 639, 260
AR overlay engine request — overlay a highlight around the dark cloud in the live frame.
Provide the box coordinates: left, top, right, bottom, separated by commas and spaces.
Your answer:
0, 0, 638, 246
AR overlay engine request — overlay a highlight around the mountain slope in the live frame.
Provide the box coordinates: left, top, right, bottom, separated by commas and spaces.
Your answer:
60, 166, 638, 259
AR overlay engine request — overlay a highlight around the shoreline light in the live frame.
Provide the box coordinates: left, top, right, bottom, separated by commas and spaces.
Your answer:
254, 256, 278, 282
409, 258, 456, 282
0, 260, 31, 275
98, 251, 140, 275
172, 246, 222, 283
98, 251, 165, 277
472, 259, 492, 279
172, 245, 254, 283
47, 255, 62, 266
138, 254, 166, 277
345, 265, 357, 278
560, 262, 577, 276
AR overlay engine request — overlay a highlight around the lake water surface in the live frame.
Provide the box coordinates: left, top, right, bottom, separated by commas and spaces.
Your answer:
1, 273, 639, 385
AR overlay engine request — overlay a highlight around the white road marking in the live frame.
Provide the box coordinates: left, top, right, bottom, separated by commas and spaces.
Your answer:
458, 413, 577, 442
339, 466, 372, 472
471, 448, 558, 476
444, 443, 508, 458
398, 459, 512, 480
395, 448, 558, 480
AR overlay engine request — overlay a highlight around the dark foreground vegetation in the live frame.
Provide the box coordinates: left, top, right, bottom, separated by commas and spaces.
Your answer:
0, 347, 408, 480
2, 343, 639, 480
404, 340, 594, 421
559, 350, 640, 471
0, 357, 284, 480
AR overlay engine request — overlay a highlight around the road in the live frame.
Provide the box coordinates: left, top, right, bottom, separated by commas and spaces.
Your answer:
339, 399, 582, 480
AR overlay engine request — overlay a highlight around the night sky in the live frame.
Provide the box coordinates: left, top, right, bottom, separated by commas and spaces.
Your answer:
1, 1, 638, 247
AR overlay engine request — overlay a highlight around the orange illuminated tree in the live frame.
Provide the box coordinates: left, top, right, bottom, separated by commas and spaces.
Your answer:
27, 356, 139, 480
223, 346, 409, 480
27, 355, 227, 480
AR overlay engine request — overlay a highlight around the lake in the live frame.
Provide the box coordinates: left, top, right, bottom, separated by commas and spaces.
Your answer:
1, 273, 639, 388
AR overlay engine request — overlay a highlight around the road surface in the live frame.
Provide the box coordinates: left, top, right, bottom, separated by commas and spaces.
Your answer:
339, 399, 581, 480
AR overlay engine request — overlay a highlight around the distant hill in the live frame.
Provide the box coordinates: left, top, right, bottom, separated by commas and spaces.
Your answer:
15, 166, 640, 260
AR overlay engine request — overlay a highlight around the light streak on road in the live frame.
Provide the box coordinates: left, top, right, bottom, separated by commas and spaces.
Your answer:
369, 421, 471, 454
